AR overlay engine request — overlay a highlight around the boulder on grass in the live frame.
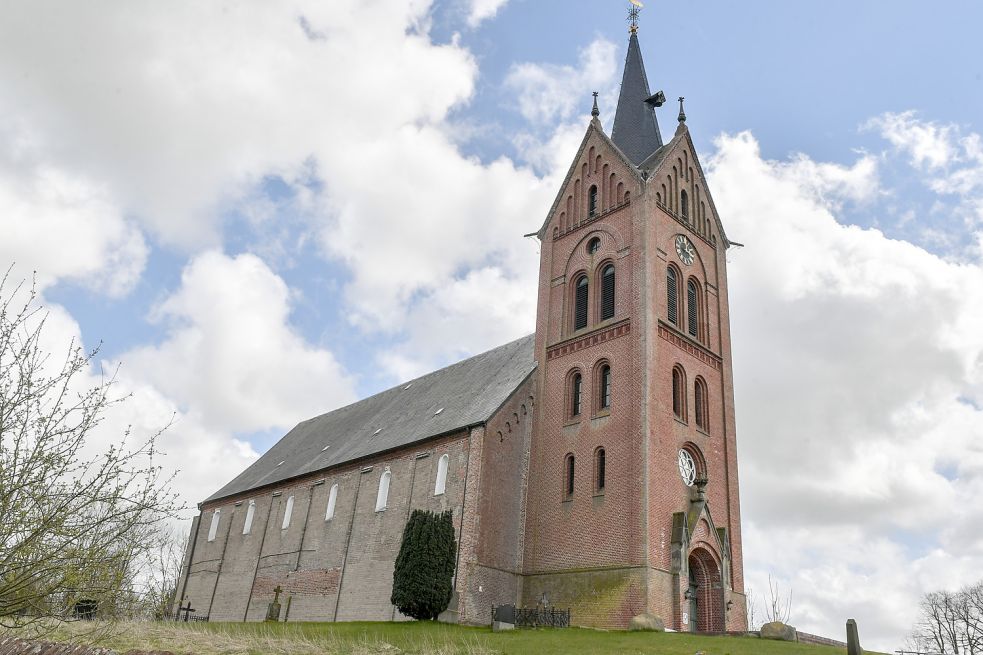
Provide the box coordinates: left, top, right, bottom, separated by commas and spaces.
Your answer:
628, 613, 665, 632
760, 621, 797, 641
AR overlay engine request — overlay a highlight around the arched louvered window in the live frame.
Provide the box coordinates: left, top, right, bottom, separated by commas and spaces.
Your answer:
375, 469, 391, 512
599, 365, 611, 410
681, 189, 689, 220
282, 495, 294, 530
672, 365, 687, 420
667, 266, 679, 325
695, 377, 709, 431
574, 275, 589, 330
687, 279, 700, 338
242, 500, 255, 535
207, 509, 220, 542
325, 484, 338, 520
600, 264, 615, 321
434, 454, 449, 496
571, 372, 582, 417
595, 448, 606, 493
588, 185, 598, 217
564, 453, 575, 498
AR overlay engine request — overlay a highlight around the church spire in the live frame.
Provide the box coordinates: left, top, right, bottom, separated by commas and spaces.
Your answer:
610, 7, 664, 165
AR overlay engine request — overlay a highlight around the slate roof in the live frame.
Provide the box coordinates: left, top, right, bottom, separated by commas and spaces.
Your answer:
610, 32, 664, 166
204, 334, 537, 504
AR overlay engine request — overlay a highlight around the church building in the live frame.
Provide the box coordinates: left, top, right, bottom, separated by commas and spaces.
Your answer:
177, 15, 747, 632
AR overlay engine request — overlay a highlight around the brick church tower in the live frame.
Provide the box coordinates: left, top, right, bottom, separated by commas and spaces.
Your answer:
521, 17, 747, 631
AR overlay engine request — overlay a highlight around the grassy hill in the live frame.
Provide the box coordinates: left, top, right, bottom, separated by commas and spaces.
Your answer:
40, 620, 885, 655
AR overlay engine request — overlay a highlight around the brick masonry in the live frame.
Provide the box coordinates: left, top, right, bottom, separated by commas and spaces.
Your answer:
177, 119, 746, 633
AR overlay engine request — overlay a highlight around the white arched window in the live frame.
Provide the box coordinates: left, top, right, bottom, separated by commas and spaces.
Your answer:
325, 484, 338, 520
207, 509, 221, 542
242, 500, 255, 535
282, 495, 294, 530
434, 454, 449, 496
376, 468, 391, 512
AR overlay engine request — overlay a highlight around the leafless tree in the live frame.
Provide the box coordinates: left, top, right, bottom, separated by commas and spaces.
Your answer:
910, 580, 983, 654
764, 574, 792, 624
140, 526, 187, 620
0, 272, 182, 628
745, 586, 759, 630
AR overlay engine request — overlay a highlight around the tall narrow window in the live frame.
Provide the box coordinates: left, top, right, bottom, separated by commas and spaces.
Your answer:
680, 189, 689, 220
207, 509, 220, 542
242, 500, 255, 535
282, 495, 294, 529
667, 267, 679, 325
574, 276, 589, 330
434, 454, 449, 496
571, 373, 582, 417
588, 185, 598, 217
687, 279, 700, 338
599, 365, 611, 410
672, 365, 686, 420
600, 264, 615, 320
376, 468, 391, 511
564, 454, 575, 498
325, 484, 338, 520
595, 448, 606, 493
695, 377, 709, 431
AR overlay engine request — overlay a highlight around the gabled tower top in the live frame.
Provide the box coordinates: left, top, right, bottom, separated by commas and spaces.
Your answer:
610, 6, 664, 166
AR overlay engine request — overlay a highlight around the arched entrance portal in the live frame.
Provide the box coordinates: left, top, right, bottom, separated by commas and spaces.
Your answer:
687, 548, 724, 632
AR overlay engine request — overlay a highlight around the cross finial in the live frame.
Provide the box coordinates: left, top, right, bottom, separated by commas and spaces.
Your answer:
677, 96, 687, 123
591, 91, 600, 118
628, 1, 642, 33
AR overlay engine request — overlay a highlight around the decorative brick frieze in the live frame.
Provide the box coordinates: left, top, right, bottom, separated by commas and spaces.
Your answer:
657, 322, 722, 372
546, 319, 631, 361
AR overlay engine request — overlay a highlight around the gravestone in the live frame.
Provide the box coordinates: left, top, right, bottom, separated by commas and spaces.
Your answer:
847, 618, 863, 655
265, 585, 283, 622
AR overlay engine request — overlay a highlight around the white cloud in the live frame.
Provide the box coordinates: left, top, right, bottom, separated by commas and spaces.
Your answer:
867, 111, 959, 169
0, 0, 478, 249
467, 0, 510, 27
505, 38, 618, 125
121, 251, 358, 434
0, 164, 147, 296
708, 131, 983, 650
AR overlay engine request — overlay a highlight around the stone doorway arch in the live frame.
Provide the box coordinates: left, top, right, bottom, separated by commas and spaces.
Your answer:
687, 547, 724, 632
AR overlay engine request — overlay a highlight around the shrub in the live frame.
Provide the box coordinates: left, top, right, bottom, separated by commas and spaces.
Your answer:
391, 509, 456, 620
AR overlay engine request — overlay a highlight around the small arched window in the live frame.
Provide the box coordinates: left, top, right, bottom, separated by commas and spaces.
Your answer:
680, 189, 689, 220
571, 372, 583, 417
595, 448, 606, 493
687, 279, 700, 338
325, 484, 338, 520
599, 364, 611, 410
574, 275, 589, 330
434, 454, 449, 496
242, 500, 255, 535
695, 377, 709, 432
376, 468, 391, 511
588, 185, 598, 217
667, 266, 679, 325
282, 495, 294, 530
600, 264, 615, 321
587, 237, 601, 255
207, 509, 221, 542
672, 365, 687, 421
564, 453, 575, 498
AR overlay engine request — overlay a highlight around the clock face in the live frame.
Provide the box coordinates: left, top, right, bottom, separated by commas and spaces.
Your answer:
675, 235, 696, 266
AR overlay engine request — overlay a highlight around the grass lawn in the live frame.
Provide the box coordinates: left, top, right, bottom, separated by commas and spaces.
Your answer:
38, 619, 883, 655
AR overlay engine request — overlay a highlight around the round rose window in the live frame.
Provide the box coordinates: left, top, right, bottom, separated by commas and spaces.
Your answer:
677, 449, 696, 487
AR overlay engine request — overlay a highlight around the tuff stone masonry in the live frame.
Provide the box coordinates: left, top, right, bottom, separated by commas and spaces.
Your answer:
177, 23, 747, 632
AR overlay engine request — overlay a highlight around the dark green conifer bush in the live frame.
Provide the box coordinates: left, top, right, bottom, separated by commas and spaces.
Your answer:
391, 509, 456, 620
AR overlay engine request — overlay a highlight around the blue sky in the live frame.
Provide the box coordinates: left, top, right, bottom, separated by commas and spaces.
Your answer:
2, 1, 983, 649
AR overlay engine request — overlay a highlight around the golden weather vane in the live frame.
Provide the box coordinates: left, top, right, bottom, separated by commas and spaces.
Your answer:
628, 0, 643, 33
